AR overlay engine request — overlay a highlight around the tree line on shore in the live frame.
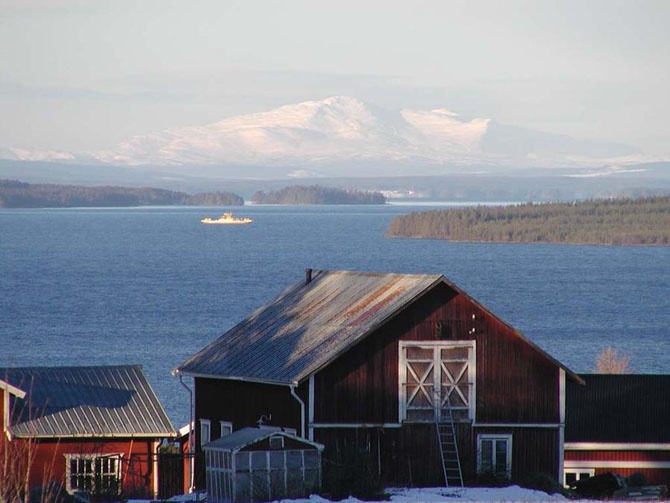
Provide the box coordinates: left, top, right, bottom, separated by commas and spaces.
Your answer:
0, 180, 242, 208
0, 180, 387, 208
386, 196, 670, 246
251, 185, 386, 205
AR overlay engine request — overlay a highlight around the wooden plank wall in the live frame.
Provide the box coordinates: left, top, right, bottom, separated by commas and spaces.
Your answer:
314, 283, 560, 424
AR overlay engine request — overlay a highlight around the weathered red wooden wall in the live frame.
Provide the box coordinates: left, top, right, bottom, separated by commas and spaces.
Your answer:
313, 283, 560, 424
18, 438, 157, 497
194, 377, 305, 437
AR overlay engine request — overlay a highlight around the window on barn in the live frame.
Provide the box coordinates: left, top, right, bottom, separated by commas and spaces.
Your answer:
477, 434, 512, 479
564, 468, 595, 488
200, 419, 211, 447
400, 341, 475, 422
219, 420, 233, 438
65, 454, 121, 496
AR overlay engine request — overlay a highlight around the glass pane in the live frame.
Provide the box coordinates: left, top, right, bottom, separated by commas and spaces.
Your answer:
286, 470, 304, 498
410, 362, 433, 382
408, 385, 434, 407
286, 451, 302, 469
406, 347, 433, 359
443, 362, 467, 383
270, 451, 284, 470
270, 471, 285, 499
235, 452, 250, 471
251, 451, 267, 470
235, 472, 251, 501
480, 440, 493, 473
442, 346, 469, 360
303, 450, 319, 469
495, 440, 508, 474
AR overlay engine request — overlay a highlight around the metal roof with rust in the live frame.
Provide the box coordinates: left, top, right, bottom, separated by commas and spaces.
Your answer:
176, 270, 444, 384
3, 365, 176, 438
176, 269, 580, 386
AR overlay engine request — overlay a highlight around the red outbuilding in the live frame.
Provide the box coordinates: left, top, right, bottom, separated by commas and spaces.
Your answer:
1, 365, 176, 500
565, 374, 670, 487
175, 269, 583, 488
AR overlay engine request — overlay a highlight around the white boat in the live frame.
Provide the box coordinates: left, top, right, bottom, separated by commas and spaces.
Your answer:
201, 212, 253, 225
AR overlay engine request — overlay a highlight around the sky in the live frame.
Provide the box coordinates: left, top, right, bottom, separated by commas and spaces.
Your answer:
1, 0, 668, 156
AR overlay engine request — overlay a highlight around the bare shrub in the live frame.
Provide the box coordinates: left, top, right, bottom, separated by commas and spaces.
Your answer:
594, 347, 633, 374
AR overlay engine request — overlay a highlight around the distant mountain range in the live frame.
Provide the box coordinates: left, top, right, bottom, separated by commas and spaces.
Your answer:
1, 96, 648, 179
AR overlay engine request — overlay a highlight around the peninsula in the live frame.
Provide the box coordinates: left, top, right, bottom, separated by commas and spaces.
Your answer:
0, 180, 243, 208
386, 196, 670, 246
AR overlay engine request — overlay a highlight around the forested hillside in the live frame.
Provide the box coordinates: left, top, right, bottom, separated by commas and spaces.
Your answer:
386, 197, 670, 246
0, 180, 243, 208
251, 185, 386, 204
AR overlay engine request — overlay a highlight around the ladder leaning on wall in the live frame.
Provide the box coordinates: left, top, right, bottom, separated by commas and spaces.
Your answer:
436, 392, 464, 487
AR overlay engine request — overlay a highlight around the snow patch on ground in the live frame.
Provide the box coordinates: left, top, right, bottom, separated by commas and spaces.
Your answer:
161, 486, 604, 503
271, 486, 573, 502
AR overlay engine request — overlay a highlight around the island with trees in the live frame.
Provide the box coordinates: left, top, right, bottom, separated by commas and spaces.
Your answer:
251, 185, 386, 205
0, 180, 243, 208
386, 196, 670, 246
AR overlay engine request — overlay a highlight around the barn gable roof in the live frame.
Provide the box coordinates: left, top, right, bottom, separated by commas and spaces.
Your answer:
566, 374, 670, 443
175, 269, 580, 385
2, 365, 176, 438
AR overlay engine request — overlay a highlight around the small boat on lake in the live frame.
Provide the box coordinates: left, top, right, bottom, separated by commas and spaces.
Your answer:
201, 212, 253, 225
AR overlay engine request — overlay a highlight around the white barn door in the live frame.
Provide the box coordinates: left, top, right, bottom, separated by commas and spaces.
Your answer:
400, 341, 475, 422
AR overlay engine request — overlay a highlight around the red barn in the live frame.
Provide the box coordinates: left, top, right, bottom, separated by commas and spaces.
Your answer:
565, 374, 670, 487
0, 365, 176, 499
175, 269, 582, 487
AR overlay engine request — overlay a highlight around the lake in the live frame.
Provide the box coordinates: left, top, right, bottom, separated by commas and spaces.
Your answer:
1, 204, 668, 426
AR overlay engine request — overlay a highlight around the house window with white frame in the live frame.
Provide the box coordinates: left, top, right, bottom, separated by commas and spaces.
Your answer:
477, 434, 512, 479
564, 468, 595, 488
200, 418, 211, 447
65, 454, 121, 495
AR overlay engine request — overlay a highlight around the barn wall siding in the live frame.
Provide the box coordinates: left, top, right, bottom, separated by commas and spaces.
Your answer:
195, 378, 303, 437
314, 284, 560, 425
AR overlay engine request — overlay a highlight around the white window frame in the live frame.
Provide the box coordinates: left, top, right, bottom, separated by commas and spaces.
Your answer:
399, 341, 476, 422
563, 468, 595, 488
219, 420, 233, 438
269, 435, 285, 449
200, 418, 211, 447
477, 434, 512, 479
64, 453, 122, 495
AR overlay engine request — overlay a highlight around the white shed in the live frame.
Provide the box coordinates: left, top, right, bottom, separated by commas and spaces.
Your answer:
203, 427, 324, 503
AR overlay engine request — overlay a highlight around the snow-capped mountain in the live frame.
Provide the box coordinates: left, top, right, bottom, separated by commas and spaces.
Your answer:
90, 96, 641, 175
3, 97, 643, 179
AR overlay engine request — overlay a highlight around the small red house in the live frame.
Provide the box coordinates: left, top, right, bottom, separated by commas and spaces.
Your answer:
565, 374, 670, 487
175, 269, 582, 487
0, 365, 176, 499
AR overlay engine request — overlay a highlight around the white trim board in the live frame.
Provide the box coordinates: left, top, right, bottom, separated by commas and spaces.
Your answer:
565, 443, 670, 451
311, 423, 402, 429
565, 460, 670, 469
475, 423, 561, 428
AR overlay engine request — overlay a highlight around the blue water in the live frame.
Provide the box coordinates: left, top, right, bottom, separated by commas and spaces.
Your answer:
1, 205, 669, 426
